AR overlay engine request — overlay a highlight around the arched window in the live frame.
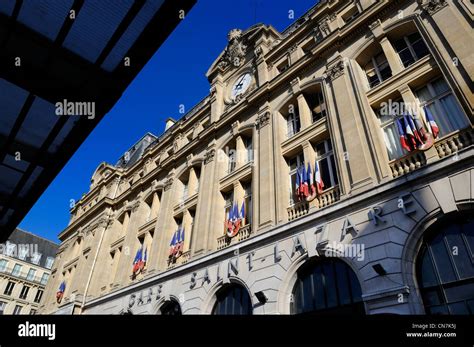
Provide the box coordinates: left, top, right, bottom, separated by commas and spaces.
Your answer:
416, 214, 474, 315
291, 258, 364, 315
160, 300, 182, 315
211, 284, 252, 315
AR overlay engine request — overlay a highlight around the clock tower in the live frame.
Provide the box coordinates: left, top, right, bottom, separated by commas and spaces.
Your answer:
206, 25, 281, 122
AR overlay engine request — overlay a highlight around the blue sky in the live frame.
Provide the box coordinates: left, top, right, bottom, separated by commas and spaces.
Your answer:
19, 0, 317, 242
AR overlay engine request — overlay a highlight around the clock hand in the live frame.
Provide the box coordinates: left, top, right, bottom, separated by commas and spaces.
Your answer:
234, 75, 246, 90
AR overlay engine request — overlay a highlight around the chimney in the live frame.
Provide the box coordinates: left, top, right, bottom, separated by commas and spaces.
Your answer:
165, 117, 176, 131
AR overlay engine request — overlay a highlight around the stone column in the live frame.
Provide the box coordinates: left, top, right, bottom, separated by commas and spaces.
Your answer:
182, 210, 193, 252
210, 76, 225, 123
113, 201, 141, 287
297, 94, 312, 130
149, 191, 160, 220
82, 213, 114, 298
254, 45, 269, 85
325, 57, 375, 194
256, 107, 275, 229
152, 174, 177, 271
188, 167, 198, 196
235, 135, 246, 167
233, 181, 245, 211
192, 145, 218, 255
419, 0, 474, 117
379, 36, 404, 74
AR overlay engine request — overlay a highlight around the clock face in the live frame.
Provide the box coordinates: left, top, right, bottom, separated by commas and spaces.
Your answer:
231, 73, 252, 99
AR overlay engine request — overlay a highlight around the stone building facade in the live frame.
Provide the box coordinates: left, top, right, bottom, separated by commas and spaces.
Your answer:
41, 0, 473, 315
1, 229, 58, 315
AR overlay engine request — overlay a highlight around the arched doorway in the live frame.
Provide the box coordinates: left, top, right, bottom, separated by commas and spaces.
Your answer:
211, 284, 253, 315
416, 213, 474, 314
291, 257, 365, 315
159, 299, 182, 315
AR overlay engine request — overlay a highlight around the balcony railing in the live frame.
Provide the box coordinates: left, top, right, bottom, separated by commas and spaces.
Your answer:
389, 151, 427, 178
181, 250, 191, 264
287, 201, 309, 221
0, 268, 49, 285
315, 185, 341, 209
217, 224, 252, 250
287, 185, 341, 221
167, 249, 191, 269
434, 127, 473, 159
389, 127, 473, 178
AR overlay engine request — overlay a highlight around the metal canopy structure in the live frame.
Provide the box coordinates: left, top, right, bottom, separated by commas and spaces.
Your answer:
0, 0, 196, 242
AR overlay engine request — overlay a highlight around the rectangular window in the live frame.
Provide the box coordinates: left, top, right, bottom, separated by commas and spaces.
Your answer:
0, 301, 6, 315
288, 153, 305, 205
364, 52, 392, 88
377, 98, 407, 161
34, 289, 44, 303
243, 183, 252, 226
13, 305, 22, 315
244, 137, 253, 163
228, 149, 236, 174
4, 281, 15, 296
182, 182, 189, 201
30, 309, 37, 315
394, 32, 429, 68
0, 259, 7, 272
45, 257, 55, 270
287, 110, 301, 138
40, 273, 49, 285
19, 285, 30, 300
314, 139, 339, 190
27, 268, 36, 281
11, 264, 21, 276
416, 78, 468, 138
194, 168, 200, 194
307, 91, 327, 123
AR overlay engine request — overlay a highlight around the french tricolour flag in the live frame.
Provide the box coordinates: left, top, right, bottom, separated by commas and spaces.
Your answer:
302, 164, 309, 197
424, 106, 439, 138
314, 160, 324, 194
295, 167, 301, 198
403, 115, 418, 149
396, 117, 411, 152
307, 162, 315, 196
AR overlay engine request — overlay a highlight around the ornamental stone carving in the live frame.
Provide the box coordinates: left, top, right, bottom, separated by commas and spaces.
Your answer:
326, 60, 345, 81
204, 148, 216, 164
164, 177, 174, 191
256, 111, 270, 129
419, 0, 447, 15
218, 29, 247, 69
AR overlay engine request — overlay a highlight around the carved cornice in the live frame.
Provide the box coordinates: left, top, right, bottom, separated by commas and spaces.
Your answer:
419, 0, 447, 15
